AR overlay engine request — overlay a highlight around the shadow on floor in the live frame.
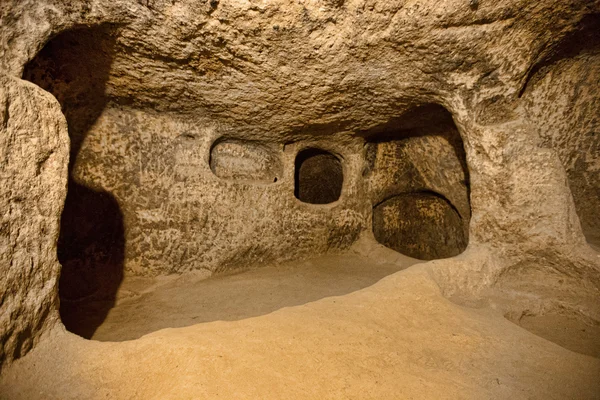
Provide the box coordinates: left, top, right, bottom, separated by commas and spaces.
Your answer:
78, 255, 419, 342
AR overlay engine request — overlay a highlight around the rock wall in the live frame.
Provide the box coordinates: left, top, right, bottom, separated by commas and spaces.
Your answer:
65, 106, 368, 279
0, 74, 69, 368
373, 193, 467, 260
21, 23, 368, 288
523, 16, 600, 246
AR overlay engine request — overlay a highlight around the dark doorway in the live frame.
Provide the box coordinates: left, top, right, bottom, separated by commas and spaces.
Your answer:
23, 24, 125, 338
294, 148, 343, 204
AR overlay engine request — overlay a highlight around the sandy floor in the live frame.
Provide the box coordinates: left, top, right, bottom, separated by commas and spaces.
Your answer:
518, 313, 600, 358
74, 255, 420, 341
1, 254, 599, 399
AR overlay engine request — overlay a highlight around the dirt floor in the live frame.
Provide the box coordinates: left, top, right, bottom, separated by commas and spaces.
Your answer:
1, 253, 599, 399
69, 254, 421, 342
517, 313, 600, 358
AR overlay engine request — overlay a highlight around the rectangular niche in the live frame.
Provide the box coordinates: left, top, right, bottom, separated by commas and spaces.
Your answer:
294, 148, 343, 205
210, 139, 283, 184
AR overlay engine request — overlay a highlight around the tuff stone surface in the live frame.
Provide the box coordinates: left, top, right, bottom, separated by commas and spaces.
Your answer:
0, 74, 69, 368
210, 139, 283, 183
0, 0, 599, 375
373, 193, 467, 260
522, 19, 600, 246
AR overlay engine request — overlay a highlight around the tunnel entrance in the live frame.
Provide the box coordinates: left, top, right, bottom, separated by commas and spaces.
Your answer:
23, 24, 124, 338
362, 104, 470, 260
294, 148, 343, 204
373, 192, 467, 260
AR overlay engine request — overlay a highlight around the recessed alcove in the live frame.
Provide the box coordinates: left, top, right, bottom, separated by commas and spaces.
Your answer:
23, 24, 124, 338
362, 104, 471, 260
294, 148, 343, 204
209, 139, 283, 184
373, 192, 467, 260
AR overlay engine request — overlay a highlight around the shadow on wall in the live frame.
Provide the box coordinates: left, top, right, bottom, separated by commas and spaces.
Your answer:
23, 24, 125, 338
361, 104, 471, 260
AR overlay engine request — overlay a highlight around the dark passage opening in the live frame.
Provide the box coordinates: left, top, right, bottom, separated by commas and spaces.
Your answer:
23, 24, 124, 339
362, 104, 470, 260
373, 192, 467, 260
294, 148, 343, 204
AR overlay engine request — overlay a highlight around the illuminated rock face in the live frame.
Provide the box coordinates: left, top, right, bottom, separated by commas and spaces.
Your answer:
1, 0, 599, 369
0, 74, 69, 367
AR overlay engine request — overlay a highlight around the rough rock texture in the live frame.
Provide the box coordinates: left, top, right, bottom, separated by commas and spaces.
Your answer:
373, 193, 467, 260
21, 24, 368, 281
522, 15, 600, 246
363, 104, 470, 258
0, 0, 600, 376
365, 134, 470, 221
54, 106, 367, 278
0, 74, 69, 368
210, 139, 283, 183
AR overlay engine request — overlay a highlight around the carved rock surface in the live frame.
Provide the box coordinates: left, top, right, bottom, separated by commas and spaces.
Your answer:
210, 139, 283, 183
523, 19, 600, 246
0, 0, 599, 374
0, 74, 69, 368
373, 193, 467, 260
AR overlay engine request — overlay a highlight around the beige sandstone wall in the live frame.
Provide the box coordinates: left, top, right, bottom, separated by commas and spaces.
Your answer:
523, 21, 600, 246
0, 74, 69, 367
